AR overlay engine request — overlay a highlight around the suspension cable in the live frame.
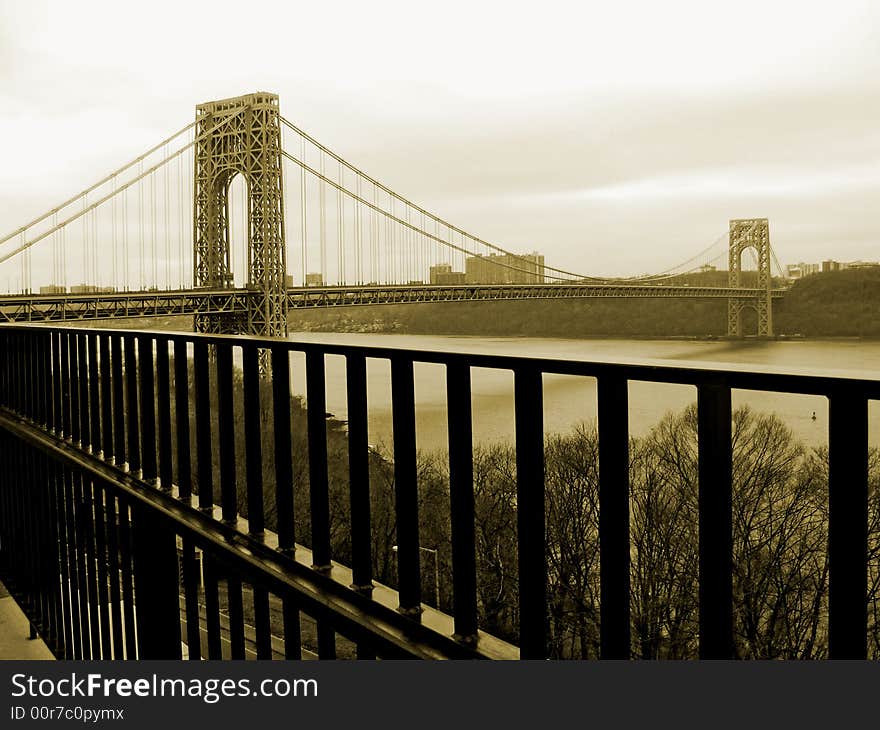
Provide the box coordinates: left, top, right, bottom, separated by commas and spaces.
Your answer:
0, 113, 239, 267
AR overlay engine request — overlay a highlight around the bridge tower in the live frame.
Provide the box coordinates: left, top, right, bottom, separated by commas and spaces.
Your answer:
727, 218, 773, 337
193, 92, 288, 338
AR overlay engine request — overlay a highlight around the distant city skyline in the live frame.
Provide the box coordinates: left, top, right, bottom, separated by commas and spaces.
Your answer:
1, 0, 878, 280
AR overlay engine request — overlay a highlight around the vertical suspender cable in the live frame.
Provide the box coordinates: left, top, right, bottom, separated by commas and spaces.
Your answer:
178, 144, 184, 288
300, 135, 307, 286
81, 197, 87, 288
111, 177, 118, 289
91, 208, 98, 286
151, 166, 158, 288
338, 161, 344, 284
319, 150, 326, 285
355, 174, 362, 283
372, 184, 377, 283
164, 144, 171, 290
123, 184, 129, 291
138, 161, 144, 290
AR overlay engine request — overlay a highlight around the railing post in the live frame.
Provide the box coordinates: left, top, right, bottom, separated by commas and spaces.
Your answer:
173, 340, 192, 502
77, 333, 90, 451
130, 503, 182, 659
124, 337, 140, 475
60, 332, 71, 438
156, 338, 173, 491
138, 335, 157, 483
391, 357, 422, 616
306, 350, 335, 658
70, 333, 81, 445
272, 347, 295, 555
697, 381, 733, 659
306, 350, 331, 570
346, 353, 373, 594
514, 366, 546, 659
447, 361, 478, 644
88, 334, 100, 453
242, 345, 264, 537
216, 342, 237, 526
193, 341, 214, 514
828, 386, 868, 659
111, 335, 125, 466
598, 374, 630, 659
99, 334, 113, 461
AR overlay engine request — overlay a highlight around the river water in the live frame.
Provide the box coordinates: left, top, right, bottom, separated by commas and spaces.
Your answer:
284, 333, 880, 452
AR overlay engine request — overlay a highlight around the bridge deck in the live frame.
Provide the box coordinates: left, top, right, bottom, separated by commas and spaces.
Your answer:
0, 284, 786, 323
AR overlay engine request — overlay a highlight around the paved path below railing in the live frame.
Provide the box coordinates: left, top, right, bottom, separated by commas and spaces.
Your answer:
0, 580, 54, 659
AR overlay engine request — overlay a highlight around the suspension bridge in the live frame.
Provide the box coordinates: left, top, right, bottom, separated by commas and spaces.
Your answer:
0, 92, 786, 336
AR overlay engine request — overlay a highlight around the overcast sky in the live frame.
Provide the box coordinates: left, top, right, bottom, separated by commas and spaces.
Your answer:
1, 0, 878, 276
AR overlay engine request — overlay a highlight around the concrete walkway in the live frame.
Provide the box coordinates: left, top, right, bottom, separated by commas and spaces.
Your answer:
0, 581, 54, 660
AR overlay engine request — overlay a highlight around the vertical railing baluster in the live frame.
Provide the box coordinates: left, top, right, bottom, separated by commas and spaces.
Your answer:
77, 333, 90, 452
227, 575, 246, 660
156, 338, 173, 491
72, 474, 91, 659
203, 555, 223, 659
447, 361, 478, 644
597, 374, 631, 659
306, 350, 331, 569
131, 504, 182, 659
56, 466, 76, 659
243, 345, 264, 537
272, 347, 295, 555
52, 331, 63, 436
194, 340, 213, 514
391, 357, 421, 616
88, 334, 100, 453
306, 350, 334, 658
181, 539, 202, 660
99, 334, 113, 461
111, 336, 125, 467
174, 340, 193, 503
346, 353, 373, 595
82, 478, 102, 659
216, 342, 237, 526
253, 585, 272, 660
828, 386, 868, 659
697, 381, 734, 659
272, 347, 302, 660
92, 482, 112, 659
104, 493, 124, 659
124, 337, 140, 476
283, 596, 302, 660
117, 498, 138, 660
70, 333, 81, 445
60, 332, 71, 439
138, 334, 157, 484
514, 366, 547, 659
50, 461, 71, 658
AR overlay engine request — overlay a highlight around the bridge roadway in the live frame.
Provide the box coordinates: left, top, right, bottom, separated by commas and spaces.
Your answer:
0, 283, 787, 323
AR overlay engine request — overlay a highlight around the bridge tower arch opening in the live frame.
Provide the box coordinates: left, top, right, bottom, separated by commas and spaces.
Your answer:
193, 92, 287, 337
727, 218, 773, 337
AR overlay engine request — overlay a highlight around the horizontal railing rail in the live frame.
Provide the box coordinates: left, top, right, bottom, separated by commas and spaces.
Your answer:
0, 323, 875, 659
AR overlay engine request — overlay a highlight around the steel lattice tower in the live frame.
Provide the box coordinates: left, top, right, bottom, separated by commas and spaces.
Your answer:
193, 92, 287, 338
727, 218, 773, 337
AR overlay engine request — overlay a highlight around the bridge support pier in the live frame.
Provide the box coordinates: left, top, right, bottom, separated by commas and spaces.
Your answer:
727, 218, 773, 337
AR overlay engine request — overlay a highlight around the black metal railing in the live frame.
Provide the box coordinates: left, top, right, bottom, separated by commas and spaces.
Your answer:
0, 324, 876, 659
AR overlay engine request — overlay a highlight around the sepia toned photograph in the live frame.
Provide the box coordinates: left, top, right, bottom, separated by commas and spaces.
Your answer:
0, 0, 878, 675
